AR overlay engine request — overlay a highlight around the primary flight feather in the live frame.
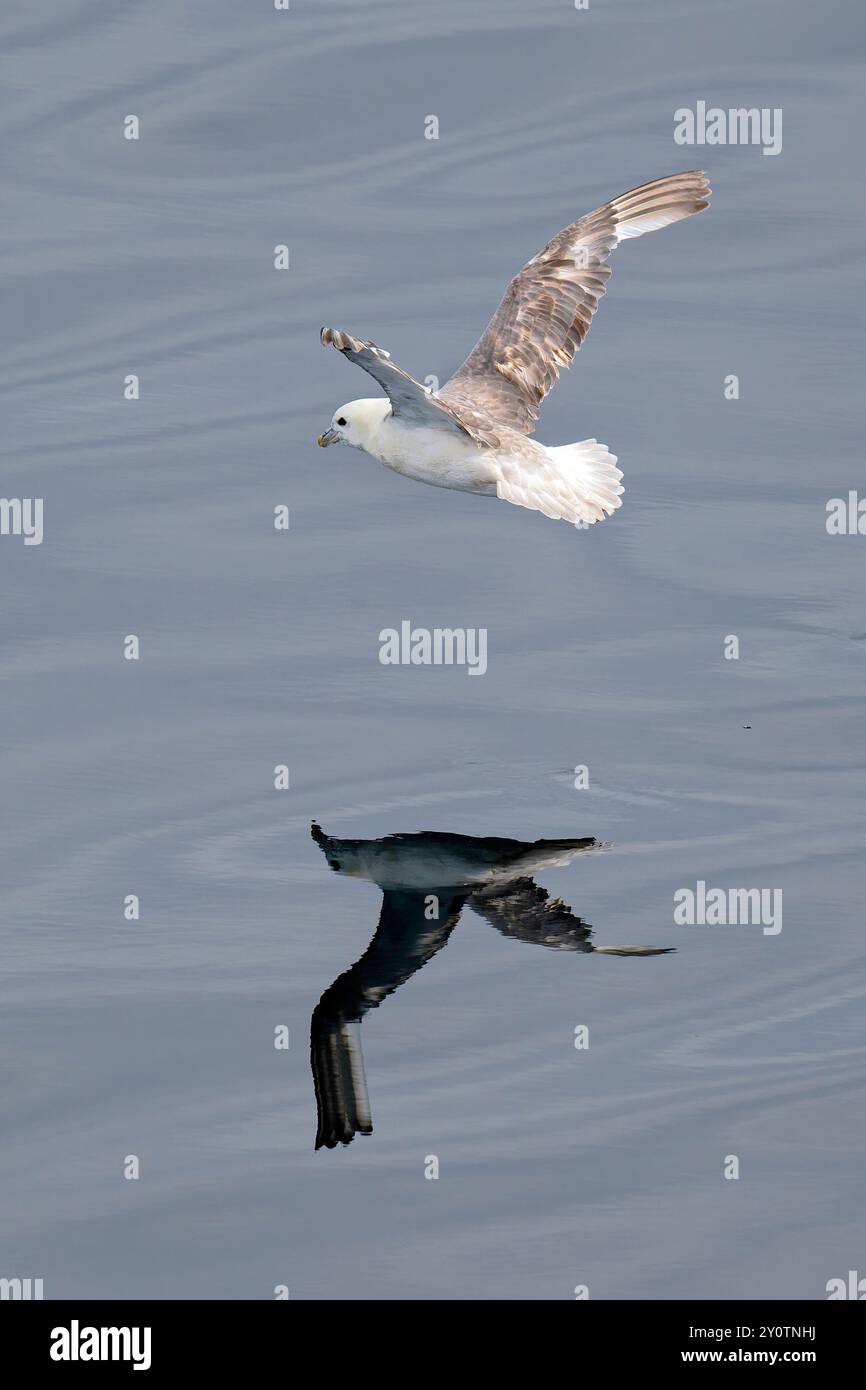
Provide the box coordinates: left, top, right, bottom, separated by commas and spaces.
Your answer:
317, 170, 710, 526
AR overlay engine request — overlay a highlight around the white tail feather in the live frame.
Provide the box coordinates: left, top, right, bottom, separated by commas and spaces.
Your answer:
496, 438, 624, 526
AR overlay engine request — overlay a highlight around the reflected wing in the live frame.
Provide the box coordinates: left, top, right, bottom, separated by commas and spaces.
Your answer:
469, 877, 596, 951
310, 1017, 373, 1151
439, 171, 710, 436
320, 327, 501, 446
311, 888, 466, 1150
470, 877, 674, 956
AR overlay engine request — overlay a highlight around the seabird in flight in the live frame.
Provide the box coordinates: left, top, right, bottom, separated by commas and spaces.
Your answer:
317, 171, 710, 526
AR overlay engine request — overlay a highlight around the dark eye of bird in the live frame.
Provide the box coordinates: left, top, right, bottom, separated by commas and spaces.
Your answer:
337, 417, 347, 427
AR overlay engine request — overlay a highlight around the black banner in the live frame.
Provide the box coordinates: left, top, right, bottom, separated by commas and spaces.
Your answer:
2, 1299, 861, 1374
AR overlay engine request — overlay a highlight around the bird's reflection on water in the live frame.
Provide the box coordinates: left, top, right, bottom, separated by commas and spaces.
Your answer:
309, 821, 673, 1150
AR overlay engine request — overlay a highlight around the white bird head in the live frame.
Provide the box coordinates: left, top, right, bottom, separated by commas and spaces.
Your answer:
317, 398, 390, 451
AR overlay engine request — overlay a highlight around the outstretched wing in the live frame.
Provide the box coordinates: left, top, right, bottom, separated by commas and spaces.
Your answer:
439, 171, 711, 436
469, 877, 674, 956
310, 888, 466, 1150
468, 877, 596, 951
320, 326, 501, 446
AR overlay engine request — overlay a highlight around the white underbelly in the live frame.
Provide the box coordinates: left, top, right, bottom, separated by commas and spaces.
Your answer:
370, 421, 498, 493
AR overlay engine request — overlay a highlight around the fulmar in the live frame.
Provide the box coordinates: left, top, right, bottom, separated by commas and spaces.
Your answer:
317, 170, 710, 526
309, 822, 673, 1149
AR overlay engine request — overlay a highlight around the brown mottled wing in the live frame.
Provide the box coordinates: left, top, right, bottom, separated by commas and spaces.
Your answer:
439, 171, 711, 436
320, 327, 501, 446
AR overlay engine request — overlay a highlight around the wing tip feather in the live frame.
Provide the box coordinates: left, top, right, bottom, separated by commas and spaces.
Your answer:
321, 325, 359, 353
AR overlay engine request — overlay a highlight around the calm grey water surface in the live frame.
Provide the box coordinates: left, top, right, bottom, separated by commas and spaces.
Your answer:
1, 0, 864, 1299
